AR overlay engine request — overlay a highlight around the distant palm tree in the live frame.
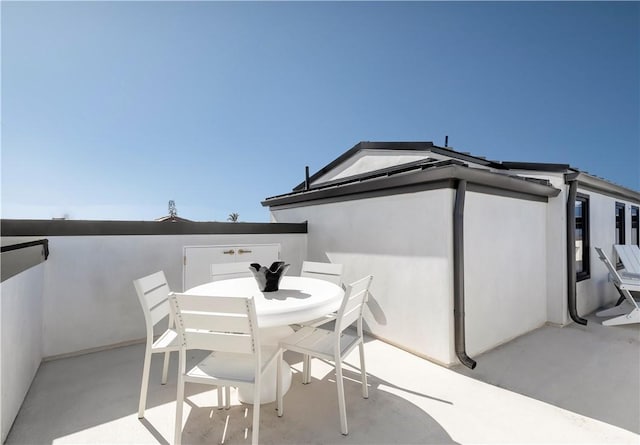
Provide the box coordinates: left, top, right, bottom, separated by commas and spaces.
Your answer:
227, 212, 240, 222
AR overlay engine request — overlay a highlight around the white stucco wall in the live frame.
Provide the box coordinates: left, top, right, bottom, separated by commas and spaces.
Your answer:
510, 173, 569, 326
576, 192, 638, 316
464, 192, 548, 356
1, 264, 44, 442
271, 189, 457, 365
502, 172, 640, 326
41, 233, 306, 358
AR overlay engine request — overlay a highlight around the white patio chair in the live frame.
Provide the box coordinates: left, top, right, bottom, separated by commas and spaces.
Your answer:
169, 292, 279, 445
614, 244, 640, 279
300, 261, 344, 286
210, 261, 254, 282
297, 261, 345, 382
133, 271, 181, 419
276, 275, 373, 436
298, 261, 344, 327
594, 247, 640, 326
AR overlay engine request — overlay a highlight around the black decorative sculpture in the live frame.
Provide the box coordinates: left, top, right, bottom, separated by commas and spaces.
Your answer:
249, 261, 290, 292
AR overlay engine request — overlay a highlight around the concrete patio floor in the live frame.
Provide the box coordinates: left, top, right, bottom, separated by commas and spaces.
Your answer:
5, 312, 639, 444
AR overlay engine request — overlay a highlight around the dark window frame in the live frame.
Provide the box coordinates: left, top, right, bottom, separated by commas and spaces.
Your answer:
615, 202, 626, 269
632, 205, 639, 248
576, 194, 590, 282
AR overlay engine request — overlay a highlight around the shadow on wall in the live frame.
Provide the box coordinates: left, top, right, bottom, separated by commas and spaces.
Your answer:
365, 290, 387, 326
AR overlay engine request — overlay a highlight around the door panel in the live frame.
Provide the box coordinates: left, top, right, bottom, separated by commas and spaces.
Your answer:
183, 244, 280, 290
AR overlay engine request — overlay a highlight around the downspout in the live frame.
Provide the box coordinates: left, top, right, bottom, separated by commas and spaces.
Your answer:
566, 179, 588, 325
453, 179, 477, 369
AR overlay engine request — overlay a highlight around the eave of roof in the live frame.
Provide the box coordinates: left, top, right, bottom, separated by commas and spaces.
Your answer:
565, 171, 640, 203
264, 161, 560, 208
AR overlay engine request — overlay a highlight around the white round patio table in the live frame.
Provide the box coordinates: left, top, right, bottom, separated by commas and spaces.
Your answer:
186, 276, 344, 403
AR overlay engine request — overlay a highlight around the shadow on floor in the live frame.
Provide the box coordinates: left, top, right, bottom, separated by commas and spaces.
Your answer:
7, 343, 456, 445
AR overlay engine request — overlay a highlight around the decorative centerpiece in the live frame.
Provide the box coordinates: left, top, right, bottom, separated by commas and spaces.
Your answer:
249, 261, 290, 292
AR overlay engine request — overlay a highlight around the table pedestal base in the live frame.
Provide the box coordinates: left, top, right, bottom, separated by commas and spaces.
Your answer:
238, 325, 293, 404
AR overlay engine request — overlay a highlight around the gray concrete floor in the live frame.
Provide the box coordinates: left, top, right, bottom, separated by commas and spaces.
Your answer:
5, 313, 639, 444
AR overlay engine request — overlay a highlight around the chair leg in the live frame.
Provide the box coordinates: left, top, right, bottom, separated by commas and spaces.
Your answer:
358, 342, 368, 399
225, 386, 231, 409
251, 383, 260, 445
161, 351, 171, 385
174, 375, 185, 445
138, 346, 152, 418
335, 360, 348, 436
277, 349, 284, 417
302, 354, 311, 384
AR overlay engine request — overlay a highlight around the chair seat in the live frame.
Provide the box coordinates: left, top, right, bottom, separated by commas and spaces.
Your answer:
279, 326, 360, 361
152, 328, 180, 350
186, 346, 279, 385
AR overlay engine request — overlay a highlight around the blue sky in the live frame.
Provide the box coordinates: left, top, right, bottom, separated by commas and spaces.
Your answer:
2, 1, 638, 222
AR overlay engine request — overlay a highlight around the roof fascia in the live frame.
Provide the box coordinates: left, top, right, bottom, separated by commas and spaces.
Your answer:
565, 172, 640, 203
501, 161, 571, 172
265, 164, 560, 208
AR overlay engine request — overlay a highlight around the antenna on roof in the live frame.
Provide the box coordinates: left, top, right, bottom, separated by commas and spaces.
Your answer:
445, 136, 449, 147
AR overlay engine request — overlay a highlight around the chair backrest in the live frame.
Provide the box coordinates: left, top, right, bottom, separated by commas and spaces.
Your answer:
334, 275, 373, 335
133, 271, 172, 331
595, 247, 640, 310
210, 262, 254, 282
169, 292, 259, 354
614, 244, 640, 274
300, 261, 344, 286
595, 247, 625, 284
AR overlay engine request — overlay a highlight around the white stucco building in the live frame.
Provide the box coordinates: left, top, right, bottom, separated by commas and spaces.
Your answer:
262, 141, 640, 368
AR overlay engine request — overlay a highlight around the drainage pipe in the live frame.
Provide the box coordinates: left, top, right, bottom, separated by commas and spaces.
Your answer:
453, 179, 477, 369
566, 179, 588, 325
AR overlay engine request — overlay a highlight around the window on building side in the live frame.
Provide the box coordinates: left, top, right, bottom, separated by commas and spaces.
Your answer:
632, 206, 639, 247
615, 202, 626, 269
576, 195, 590, 281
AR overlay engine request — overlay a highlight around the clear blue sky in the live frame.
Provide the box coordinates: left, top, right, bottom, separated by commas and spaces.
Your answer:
2, 1, 638, 222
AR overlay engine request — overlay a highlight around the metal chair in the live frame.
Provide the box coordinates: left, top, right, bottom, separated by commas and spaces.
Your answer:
277, 275, 373, 435
300, 261, 344, 286
297, 261, 345, 381
133, 271, 180, 418
169, 292, 279, 445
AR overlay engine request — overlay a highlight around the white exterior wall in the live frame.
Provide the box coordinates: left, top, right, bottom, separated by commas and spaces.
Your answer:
508, 173, 569, 326
576, 191, 637, 316
464, 192, 548, 356
1, 264, 44, 442
42, 233, 306, 358
504, 171, 640, 325
271, 189, 457, 365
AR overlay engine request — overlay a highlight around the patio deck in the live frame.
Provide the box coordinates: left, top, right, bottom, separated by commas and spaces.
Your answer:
5, 313, 639, 444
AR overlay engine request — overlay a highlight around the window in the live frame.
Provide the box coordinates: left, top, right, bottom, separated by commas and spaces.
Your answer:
632, 206, 639, 247
575, 195, 590, 281
615, 202, 626, 269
